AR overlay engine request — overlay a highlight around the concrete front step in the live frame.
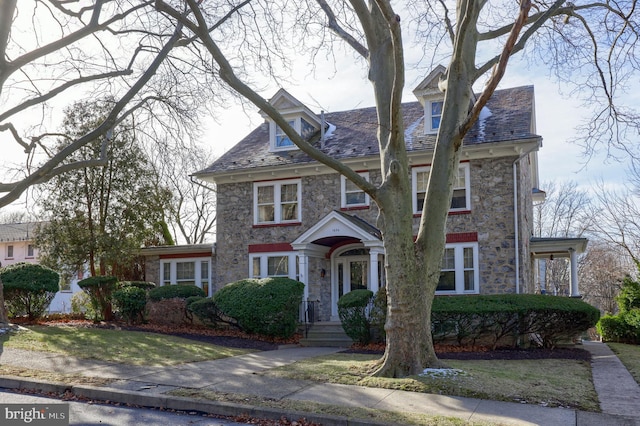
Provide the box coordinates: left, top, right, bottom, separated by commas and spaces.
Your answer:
300, 322, 354, 347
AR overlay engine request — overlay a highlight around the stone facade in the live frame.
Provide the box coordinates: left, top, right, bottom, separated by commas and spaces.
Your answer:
213, 155, 535, 319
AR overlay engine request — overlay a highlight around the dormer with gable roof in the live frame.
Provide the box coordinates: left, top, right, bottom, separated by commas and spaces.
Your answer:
260, 89, 323, 152
412, 65, 447, 134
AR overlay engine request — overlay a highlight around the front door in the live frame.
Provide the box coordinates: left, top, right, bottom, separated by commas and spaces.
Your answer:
332, 248, 370, 319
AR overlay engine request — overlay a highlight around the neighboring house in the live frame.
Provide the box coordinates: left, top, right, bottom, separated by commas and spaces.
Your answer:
0, 222, 81, 313
193, 67, 587, 322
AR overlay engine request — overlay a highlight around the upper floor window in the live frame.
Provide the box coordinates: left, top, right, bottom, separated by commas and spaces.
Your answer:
412, 163, 470, 214
437, 243, 478, 294
270, 117, 318, 152
341, 173, 370, 209
6, 245, 13, 258
254, 179, 301, 225
429, 100, 443, 133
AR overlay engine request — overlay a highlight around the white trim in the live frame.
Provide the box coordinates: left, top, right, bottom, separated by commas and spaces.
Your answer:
435, 242, 479, 295
340, 172, 370, 208
253, 179, 302, 225
249, 252, 298, 279
427, 100, 443, 134
159, 257, 212, 296
291, 211, 382, 250
412, 163, 471, 214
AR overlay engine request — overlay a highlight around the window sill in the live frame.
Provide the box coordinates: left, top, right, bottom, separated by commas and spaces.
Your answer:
340, 206, 370, 211
414, 210, 471, 218
253, 222, 302, 228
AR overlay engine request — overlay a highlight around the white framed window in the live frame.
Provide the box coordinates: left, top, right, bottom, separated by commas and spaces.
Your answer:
249, 252, 298, 279
254, 179, 301, 225
428, 100, 443, 133
412, 163, 470, 214
437, 243, 479, 294
6, 245, 13, 258
27, 244, 35, 258
270, 117, 318, 152
341, 172, 370, 208
160, 258, 212, 296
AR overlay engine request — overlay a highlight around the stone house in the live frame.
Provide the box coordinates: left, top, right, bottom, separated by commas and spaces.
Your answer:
194, 67, 587, 323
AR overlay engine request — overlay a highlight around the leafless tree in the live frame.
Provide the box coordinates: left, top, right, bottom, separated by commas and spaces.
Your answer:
150, 143, 217, 245
580, 241, 633, 314
590, 180, 640, 265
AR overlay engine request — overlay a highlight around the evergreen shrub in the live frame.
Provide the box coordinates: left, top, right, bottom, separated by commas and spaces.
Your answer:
112, 286, 147, 324
0, 263, 59, 320
148, 284, 204, 301
213, 277, 304, 338
337, 289, 374, 345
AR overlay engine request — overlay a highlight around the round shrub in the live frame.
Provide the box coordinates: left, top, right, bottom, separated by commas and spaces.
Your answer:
113, 286, 147, 324
148, 284, 205, 302
213, 277, 304, 338
78, 275, 118, 321
338, 289, 374, 345
0, 262, 59, 320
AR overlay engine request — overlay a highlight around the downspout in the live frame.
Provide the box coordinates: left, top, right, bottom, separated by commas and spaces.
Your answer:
512, 145, 539, 294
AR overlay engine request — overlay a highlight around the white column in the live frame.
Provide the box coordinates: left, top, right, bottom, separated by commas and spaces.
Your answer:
298, 252, 309, 301
569, 248, 580, 297
369, 248, 384, 294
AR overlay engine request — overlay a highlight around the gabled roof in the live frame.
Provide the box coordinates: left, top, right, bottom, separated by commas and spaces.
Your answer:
0, 222, 39, 243
260, 89, 322, 127
196, 85, 538, 177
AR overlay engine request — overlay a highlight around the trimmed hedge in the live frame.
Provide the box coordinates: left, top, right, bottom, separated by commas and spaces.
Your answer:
338, 289, 374, 345
119, 281, 156, 290
432, 294, 600, 349
0, 262, 60, 320
148, 284, 205, 302
213, 277, 304, 338
596, 274, 640, 343
78, 276, 118, 321
112, 286, 147, 324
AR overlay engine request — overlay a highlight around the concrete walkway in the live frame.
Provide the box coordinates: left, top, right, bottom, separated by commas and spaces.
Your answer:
0, 342, 639, 425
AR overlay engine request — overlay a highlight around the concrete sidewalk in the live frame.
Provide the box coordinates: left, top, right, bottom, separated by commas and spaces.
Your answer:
1, 343, 639, 425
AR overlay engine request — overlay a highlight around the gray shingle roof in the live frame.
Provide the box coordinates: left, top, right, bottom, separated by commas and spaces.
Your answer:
0, 222, 39, 243
198, 86, 537, 175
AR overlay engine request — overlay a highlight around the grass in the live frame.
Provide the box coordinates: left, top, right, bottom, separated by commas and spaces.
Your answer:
260, 353, 599, 412
169, 388, 496, 426
0, 364, 114, 387
607, 343, 640, 384
0, 325, 252, 366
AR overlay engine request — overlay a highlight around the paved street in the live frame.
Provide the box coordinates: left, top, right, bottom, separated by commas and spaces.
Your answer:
0, 390, 249, 426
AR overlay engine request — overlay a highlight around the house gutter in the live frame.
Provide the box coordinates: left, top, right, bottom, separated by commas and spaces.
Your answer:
512, 145, 540, 294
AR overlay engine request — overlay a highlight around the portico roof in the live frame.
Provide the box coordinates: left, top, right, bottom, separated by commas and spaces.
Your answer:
530, 237, 588, 259
291, 211, 383, 255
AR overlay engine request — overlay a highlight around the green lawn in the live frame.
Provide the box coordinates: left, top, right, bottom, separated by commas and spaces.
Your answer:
0, 325, 252, 366
608, 343, 640, 385
262, 353, 599, 412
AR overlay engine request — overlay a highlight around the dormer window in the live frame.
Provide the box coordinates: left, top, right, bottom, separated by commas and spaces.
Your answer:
263, 89, 323, 153
275, 120, 296, 148
430, 100, 443, 132
270, 117, 320, 152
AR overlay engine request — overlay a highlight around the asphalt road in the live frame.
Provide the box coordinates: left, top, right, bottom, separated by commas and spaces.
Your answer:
0, 389, 249, 426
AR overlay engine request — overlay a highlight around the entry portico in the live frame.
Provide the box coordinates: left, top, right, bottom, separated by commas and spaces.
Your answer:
292, 211, 384, 319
